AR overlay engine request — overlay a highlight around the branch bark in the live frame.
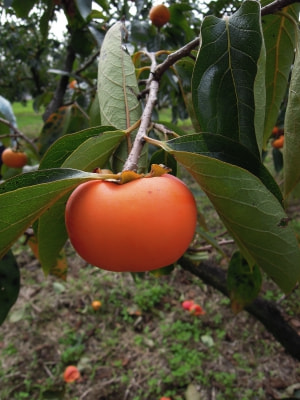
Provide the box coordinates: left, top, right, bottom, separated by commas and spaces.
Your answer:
179, 256, 300, 361
261, 0, 300, 16
42, 45, 76, 122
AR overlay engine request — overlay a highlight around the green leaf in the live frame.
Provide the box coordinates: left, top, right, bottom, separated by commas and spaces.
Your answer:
261, 2, 300, 147
174, 57, 201, 132
11, 0, 35, 18
98, 22, 141, 129
61, 130, 125, 171
38, 130, 125, 272
161, 146, 300, 292
227, 251, 262, 313
284, 39, 300, 198
192, 1, 262, 158
0, 168, 101, 259
39, 125, 117, 169
75, 0, 92, 19
0, 250, 20, 325
159, 133, 283, 204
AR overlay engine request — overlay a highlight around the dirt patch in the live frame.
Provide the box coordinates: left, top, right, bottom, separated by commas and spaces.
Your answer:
0, 247, 300, 400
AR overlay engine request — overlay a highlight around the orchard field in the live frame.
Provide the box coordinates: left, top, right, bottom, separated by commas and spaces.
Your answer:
1, 1, 300, 399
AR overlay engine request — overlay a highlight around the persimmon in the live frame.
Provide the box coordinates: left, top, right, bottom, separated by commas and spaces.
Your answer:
1, 148, 27, 168
149, 4, 170, 28
63, 365, 81, 383
272, 135, 284, 149
65, 174, 197, 272
92, 300, 102, 310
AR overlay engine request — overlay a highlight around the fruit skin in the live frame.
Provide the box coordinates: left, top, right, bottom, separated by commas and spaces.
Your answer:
65, 174, 197, 273
149, 4, 170, 28
63, 365, 81, 383
1, 148, 27, 168
92, 300, 102, 311
272, 135, 284, 149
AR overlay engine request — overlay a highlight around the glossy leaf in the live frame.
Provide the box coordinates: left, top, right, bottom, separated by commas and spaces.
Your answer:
227, 251, 262, 313
39, 125, 117, 169
75, 0, 92, 19
261, 1, 300, 147
160, 133, 283, 204
0, 250, 20, 325
192, 1, 262, 158
160, 141, 300, 292
284, 41, 300, 198
0, 168, 100, 259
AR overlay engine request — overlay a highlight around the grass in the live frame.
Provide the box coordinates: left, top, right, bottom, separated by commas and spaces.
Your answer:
1, 247, 299, 400
12, 100, 43, 138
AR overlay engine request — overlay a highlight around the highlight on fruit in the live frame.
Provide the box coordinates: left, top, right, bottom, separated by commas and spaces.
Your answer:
1, 147, 27, 168
149, 4, 170, 28
65, 172, 197, 273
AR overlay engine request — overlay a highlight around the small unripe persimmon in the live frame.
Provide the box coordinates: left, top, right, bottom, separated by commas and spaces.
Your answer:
1, 148, 27, 168
272, 135, 284, 149
149, 4, 170, 28
65, 174, 197, 273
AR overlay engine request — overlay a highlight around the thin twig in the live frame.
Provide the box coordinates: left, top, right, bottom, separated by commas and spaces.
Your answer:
0, 117, 39, 154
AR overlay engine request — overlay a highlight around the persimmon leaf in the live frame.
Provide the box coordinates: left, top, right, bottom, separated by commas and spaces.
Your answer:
261, 1, 300, 147
192, 0, 262, 158
97, 21, 141, 129
0, 168, 101, 259
39, 125, 118, 169
227, 251, 262, 313
160, 139, 300, 292
0, 250, 20, 326
284, 41, 300, 198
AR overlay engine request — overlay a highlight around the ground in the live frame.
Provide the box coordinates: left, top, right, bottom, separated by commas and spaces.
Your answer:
0, 241, 300, 400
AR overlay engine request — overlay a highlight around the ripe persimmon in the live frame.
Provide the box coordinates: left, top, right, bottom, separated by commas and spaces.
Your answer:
1, 148, 27, 168
149, 4, 170, 28
65, 174, 197, 272
272, 135, 284, 149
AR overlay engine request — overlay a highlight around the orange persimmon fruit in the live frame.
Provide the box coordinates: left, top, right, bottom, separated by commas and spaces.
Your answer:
272, 135, 284, 149
65, 174, 197, 272
63, 365, 81, 383
149, 4, 170, 28
92, 300, 102, 311
1, 148, 27, 168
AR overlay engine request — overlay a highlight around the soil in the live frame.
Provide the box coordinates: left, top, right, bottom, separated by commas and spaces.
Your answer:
0, 243, 300, 400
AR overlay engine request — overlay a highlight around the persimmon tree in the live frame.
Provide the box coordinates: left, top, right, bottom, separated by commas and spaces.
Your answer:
1, 0, 300, 359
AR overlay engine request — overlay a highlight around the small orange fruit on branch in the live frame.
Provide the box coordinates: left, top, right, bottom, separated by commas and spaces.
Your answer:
65, 171, 197, 273
1, 147, 27, 168
149, 4, 170, 28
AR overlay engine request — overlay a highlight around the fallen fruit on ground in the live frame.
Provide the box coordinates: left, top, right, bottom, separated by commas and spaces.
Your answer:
189, 303, 206, 316
65, 174, 197, 272
149, 4, 170, 28
181, 300, 194, 310
92, 300, 102, 311
1, 148, 27, 168
63, 365, 81, 383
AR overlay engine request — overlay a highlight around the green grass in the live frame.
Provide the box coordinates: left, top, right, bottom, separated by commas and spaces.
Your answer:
12, 100, 43, 138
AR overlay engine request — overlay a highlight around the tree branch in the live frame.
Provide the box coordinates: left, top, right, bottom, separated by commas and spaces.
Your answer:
179, 256, 300, 361
42, 45, 76, 122
0, 118, 39, 154
261, 0, 300, 16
